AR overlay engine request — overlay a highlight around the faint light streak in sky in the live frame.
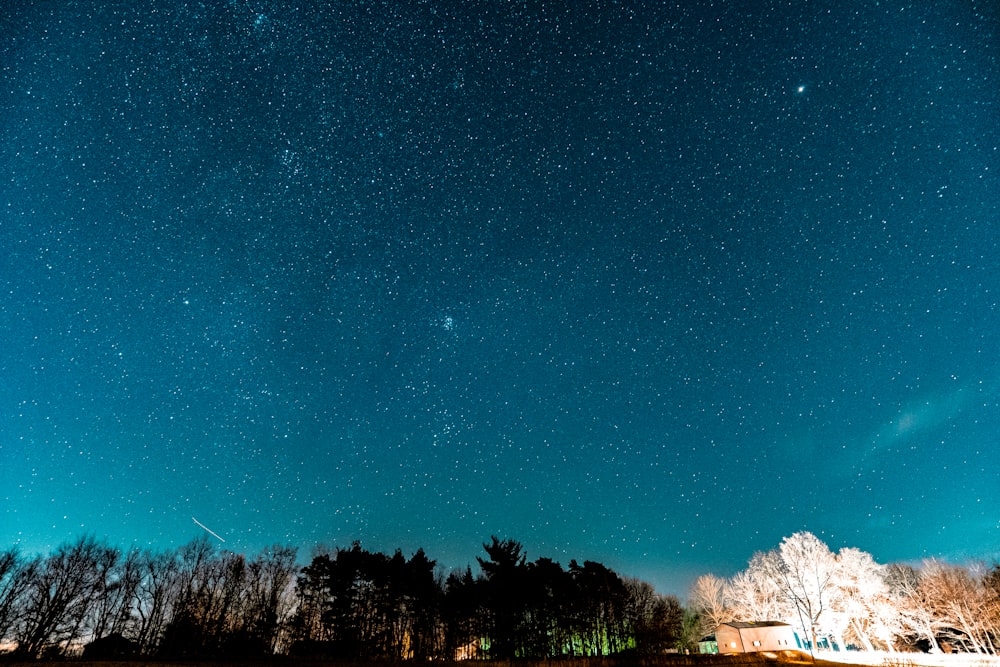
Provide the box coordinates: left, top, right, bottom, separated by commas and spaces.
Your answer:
192, 517, 226, 543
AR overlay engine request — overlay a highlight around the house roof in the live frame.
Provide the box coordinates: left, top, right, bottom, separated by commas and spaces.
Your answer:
720, 621, 791, 629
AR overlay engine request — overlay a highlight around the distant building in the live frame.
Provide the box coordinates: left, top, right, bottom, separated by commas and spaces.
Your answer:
715, 621, 797, 653
697, 635, 719, 654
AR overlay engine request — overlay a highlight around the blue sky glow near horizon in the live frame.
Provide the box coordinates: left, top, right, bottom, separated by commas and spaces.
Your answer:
2, 0, 999, 595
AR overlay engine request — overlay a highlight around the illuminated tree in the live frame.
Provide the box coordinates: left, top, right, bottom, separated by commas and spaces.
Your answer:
688, 573, 732, 634
912, 559, 994, 654
729, 551, 790, 623
982, 565, 1000, 654
831, 547, 898, 652
774, 532, 838, 649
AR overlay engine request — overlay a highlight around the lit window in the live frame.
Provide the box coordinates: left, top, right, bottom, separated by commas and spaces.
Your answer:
730, 642, 738, 648
753, 641, 761, 647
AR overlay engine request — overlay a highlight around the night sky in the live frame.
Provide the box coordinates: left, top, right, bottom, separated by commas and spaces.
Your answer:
2, 0, 998, 596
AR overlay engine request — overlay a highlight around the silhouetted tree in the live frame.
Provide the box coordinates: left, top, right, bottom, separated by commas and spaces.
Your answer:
568, 560, 630, 656
442, 566, 483, 659
476, 537, 528, 658
0, 548, 37, 649
287, 550, 332, 646
625, 577, 683, 654
292, 542, 444, 660
676, 607, 704, 653
1, 534, 684, 660
82, 631, 140, 659
131, 547, 180, 655
89, 546, 143, 643
523, 557, 573, 657
400, 548, 442, 660
159, 538, 250, 658
235, 544, 298, 654
13, 535, 109, 658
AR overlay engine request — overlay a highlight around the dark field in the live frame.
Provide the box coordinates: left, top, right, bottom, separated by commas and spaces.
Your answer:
4, 653, 866, 667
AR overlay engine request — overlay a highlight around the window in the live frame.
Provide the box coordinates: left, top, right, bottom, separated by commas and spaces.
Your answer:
752, 641, 761, 647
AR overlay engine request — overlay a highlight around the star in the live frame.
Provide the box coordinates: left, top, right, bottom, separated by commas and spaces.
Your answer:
2, 0, 996, 602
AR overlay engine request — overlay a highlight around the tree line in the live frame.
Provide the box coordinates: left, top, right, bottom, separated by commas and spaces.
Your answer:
0, 535, 299, 660
689, 531, 1000, 655
0, 534, 689, 660
5, 531, 999, 660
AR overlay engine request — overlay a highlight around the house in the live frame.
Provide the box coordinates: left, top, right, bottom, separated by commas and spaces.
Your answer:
715, 621, 797, 654
697, 635, 719, 654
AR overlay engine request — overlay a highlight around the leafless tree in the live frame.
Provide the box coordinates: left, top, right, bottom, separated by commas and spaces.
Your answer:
692, 535, 1000, 655
688, 573, 731, 635
237, 545, 298, 653
729, 551, 790, 623
774, 532, 838, 650
831, 547, 900, 652
0, 549, 39, 649
13, 536, 109, 657
885, 563, 943, 652
982, 565, 1000, 654
88, 546, 144, 641
913, 559, 995, 654
624, 577, 683, 654
161, 539, 250, 657
131, 547, 179, 654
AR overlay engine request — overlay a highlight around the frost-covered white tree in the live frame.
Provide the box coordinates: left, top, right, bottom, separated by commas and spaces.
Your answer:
728, 551, 789, 623
688, 573, 732, 635
832, 547, 894, 651
775, 532, 838, 650
693, 533, 1000, 654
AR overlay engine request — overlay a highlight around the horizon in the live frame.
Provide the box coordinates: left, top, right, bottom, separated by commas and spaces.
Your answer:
7, 528, 1000, 599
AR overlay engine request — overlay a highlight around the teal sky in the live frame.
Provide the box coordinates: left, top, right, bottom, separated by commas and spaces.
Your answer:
2, 0, 998, 595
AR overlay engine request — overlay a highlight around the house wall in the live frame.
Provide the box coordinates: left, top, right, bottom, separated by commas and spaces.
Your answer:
716, 624, 796, 653
716, 625, 746, 653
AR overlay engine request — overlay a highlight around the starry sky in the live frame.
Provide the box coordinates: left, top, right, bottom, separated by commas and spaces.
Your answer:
2, 0, 998, 596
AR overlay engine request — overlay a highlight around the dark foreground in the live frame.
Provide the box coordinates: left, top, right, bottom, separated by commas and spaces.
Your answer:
3, 652, 866, 667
